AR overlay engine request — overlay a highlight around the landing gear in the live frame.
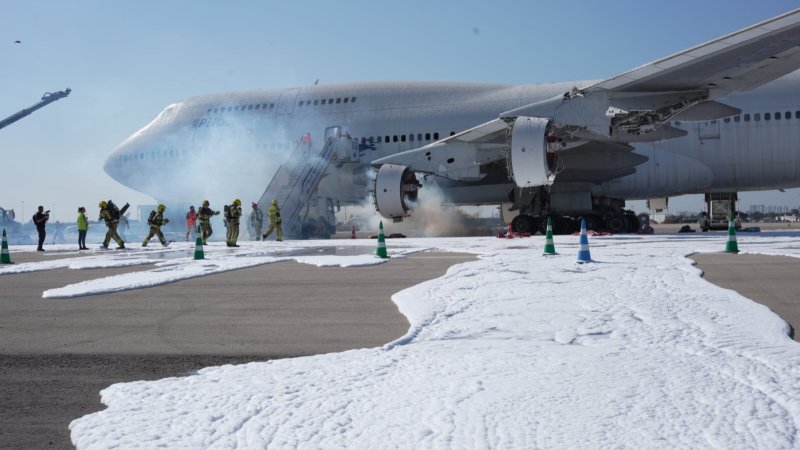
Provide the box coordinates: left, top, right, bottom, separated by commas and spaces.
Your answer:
605, 212, 629, 234
535, 215, 579, 235
511, 215, 541, 234
624, 212, 640, 233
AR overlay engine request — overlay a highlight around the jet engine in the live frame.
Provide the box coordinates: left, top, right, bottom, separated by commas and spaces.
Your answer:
509, 116, 558, 188
373, 164, 421, 220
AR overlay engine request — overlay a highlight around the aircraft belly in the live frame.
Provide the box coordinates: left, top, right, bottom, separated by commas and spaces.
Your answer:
602, 145, 714, 198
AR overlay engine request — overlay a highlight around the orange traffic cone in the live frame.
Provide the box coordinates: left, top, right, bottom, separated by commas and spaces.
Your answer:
506, 222, 514, 239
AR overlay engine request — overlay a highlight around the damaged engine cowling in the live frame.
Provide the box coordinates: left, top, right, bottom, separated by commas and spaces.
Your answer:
373, 164, 421, 220
509, 116, 558, 187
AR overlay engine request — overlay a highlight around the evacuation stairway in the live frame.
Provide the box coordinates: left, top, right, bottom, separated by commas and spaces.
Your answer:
256, 135, 351, 238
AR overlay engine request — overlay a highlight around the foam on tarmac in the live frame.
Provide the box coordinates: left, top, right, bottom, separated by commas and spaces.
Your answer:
0, 252, 474, 449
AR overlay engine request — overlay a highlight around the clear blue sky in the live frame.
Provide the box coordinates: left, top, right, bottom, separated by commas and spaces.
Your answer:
2, 0, 800, 221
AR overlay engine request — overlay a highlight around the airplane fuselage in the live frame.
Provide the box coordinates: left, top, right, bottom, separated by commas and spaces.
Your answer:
104, 75, 800, 208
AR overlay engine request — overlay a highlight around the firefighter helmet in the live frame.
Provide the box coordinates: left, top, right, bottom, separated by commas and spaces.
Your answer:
99, 201, 107, 208
157, 204, 166, 212
202, 200, 210, 206
272, 199, 278, 206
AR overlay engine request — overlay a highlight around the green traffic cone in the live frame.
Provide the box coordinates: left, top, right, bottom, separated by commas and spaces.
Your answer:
376, 221, 389, 259
1, 229, 13, 264
194, 225, 205, 260
725, 212, 739, 254
543, 217, 557, 255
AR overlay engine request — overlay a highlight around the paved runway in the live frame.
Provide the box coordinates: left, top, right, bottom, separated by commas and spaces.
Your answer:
691, 253, 800, 341
0, 251, 474, 449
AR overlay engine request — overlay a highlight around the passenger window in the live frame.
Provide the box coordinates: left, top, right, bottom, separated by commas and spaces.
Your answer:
262, 104, 268, 109
401, 135, 406, 142
393, 135, 398, 142
754, 113, 761, 121
724, 117, 730, 123
734, 115, 740, 122
299, 101, 304, 106
321, 99, 326, 104
351, 97, 356, 102
450, 131, 456, 136
270, 103, 275, 108
796, 111, 800, 119
361, 137, 366, 144
765, 113, 771, 120
336, 98, 341, 104
425, 133, 431, 140
329, 98, 334, 104
775, 112, 781, 120
409, 134, 414, 142
434, 132, 440, 140
369, 137, 374, 144
255, 104, 261, 110
744, 114, 751, 122
248, 105, 254, 110
344, 97, 349, 103
313, 100, 319, 105
207, 108, 212, 114
786, 112, 791, 119
417, 133, 422, 141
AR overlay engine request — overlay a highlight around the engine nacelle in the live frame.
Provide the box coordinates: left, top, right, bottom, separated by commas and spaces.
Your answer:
373, 164, 420, 220
510, 116, 557, 187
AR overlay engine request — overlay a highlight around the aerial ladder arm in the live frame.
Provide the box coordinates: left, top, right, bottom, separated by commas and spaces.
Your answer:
0, 88, 71, 131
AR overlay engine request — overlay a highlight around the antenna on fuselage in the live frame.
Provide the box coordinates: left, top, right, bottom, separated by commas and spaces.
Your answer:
313, 79, 319, 85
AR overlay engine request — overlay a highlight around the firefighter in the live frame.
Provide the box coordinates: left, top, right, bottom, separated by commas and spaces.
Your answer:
225, 199, 242, 247
32, 206, 49, 251
98, 201, 125, 249
142, 204, 170, 247
197, 200, 219, 244
185, 205, 197, 241
250, 202, 263, 241
262, 199, 283, 242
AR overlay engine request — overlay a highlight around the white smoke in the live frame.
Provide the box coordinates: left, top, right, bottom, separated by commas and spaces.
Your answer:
345, 181, 485, 237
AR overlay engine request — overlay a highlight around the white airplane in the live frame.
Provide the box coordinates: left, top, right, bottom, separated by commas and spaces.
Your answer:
104, 8, 800, 237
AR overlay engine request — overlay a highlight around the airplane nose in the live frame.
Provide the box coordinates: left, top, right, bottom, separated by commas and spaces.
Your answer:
104, 141, 127, 180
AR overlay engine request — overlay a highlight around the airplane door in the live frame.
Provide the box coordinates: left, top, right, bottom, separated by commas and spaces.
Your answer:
324, 126, 341, 139
277, 88, 300, 115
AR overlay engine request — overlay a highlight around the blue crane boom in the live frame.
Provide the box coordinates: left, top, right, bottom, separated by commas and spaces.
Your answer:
0, 88, 71, 131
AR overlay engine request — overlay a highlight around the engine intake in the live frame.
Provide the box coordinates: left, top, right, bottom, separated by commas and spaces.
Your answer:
510, 116, 557, 187
373, 164, 420, 220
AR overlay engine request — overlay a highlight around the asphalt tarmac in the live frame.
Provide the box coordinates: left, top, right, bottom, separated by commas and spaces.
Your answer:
0, 251, 474, 449
690, 252, 800, 341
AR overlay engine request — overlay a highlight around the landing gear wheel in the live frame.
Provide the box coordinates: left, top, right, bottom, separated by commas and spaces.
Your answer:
547, 216, 578, 235
605, 213, 629, 234
625, 213, 640, 233
511, 215, 541, 235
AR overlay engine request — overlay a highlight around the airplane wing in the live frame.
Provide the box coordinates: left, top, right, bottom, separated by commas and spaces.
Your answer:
373, 9, 800, 198
585, 8, 800, 96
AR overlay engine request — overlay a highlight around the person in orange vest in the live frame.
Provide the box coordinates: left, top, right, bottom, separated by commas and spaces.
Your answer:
185, 205, 197, 241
